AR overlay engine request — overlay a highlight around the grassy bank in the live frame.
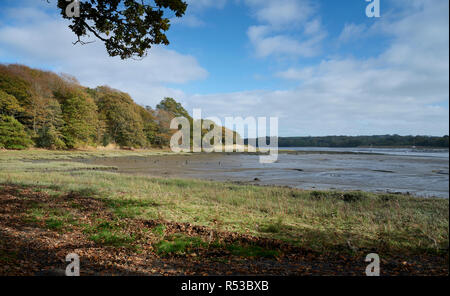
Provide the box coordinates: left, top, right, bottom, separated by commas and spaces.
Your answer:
0, 150, 448, 258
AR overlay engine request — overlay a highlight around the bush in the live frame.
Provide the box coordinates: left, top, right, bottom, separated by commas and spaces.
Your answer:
0, 115, 33, 149
341, 192, 365, 202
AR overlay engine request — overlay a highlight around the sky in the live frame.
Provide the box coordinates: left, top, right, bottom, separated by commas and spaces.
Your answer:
0, 0, 448, 137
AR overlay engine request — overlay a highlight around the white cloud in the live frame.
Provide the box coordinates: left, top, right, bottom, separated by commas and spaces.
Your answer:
304, 19, 322, 35
247, 25, 325, 58
171, 0, 227, 27
0, 7, 208, 107
275, 67, 315, 80
185, 0, 449, 136
0, 0, 447, 136
244, 0, 315, 28
244, 0, 326, 58
184, 72, 448, 136
338, 23, 367, 43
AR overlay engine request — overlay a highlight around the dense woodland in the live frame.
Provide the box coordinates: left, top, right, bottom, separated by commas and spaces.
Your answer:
0, 64, 237, 150
246, 135, 449, 148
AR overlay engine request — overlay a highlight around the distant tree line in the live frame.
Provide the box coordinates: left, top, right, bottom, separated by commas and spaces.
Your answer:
246, 135, 449, 148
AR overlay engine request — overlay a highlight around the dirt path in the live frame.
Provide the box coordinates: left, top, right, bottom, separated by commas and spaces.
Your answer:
0, 185, 447, 276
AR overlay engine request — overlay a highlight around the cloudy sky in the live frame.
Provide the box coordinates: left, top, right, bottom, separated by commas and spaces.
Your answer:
0, 0, 448, 136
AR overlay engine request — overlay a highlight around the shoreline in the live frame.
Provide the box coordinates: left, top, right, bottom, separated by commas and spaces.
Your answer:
80, 152, 449, 199
2, 149, 448, 198
0, 149, 448, 275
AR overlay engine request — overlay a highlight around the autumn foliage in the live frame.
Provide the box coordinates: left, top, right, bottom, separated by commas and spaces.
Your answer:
0, 64, 185, 149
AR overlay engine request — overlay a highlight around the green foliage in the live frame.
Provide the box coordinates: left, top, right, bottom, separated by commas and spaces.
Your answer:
156, 97, 191, 120
0, 64, 233, 150
142, 119, 159, 145
0, 115, 33, 150
0, 69, 33, 105
36, 125, 66, 149
34, 98, 66, 149
61, 93, 99, 148
140, 106, 159, 145
56, 0, 187, 59
0, 90, 24, 116
95, 88, 146, 147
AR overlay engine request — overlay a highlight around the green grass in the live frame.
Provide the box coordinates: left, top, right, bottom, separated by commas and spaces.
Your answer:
45, 218, 65, 230
82, 219, 135, 247
153, 233, 279, 258
154, 234, 207, 255
89, 231, 135, 247
226, 244, 279, 258
152, 224, 166, 237
0, 149, 178, 162
25, 204, 76, 231
106, 199, 160, 219
26, 207, 45, 222
1, 150, 449, 256
260, 217, 284, 233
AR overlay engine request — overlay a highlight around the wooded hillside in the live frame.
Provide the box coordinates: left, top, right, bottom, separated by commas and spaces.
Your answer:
0, 64, 225, 150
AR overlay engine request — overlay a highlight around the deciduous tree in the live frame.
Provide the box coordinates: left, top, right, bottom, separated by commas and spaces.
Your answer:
56, 0, 187, 59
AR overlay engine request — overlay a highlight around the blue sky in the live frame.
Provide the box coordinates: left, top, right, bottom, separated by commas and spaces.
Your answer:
166, 0, 387, 94
0, 0, 448, 136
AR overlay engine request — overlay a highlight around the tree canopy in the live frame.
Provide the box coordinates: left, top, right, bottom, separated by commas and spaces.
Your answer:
56, 0, 188, 59
0, 64, 202, 149
156, 97, 191, 120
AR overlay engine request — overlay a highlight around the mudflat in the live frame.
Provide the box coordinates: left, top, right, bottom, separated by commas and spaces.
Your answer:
83, 151, 449, 198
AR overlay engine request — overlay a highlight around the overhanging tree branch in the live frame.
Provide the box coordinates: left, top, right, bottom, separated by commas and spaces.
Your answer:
55, 0, 187, 59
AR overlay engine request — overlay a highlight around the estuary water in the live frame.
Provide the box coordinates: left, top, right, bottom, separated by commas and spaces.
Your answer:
87, 148, 449, 198
281, 147, 449, 159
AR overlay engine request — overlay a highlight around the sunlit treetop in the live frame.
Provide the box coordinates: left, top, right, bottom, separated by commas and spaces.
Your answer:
56, 0, 187, 59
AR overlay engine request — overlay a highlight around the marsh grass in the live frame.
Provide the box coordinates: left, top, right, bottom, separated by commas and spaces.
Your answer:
0, 149, 179, 162
1, 150, 448, 256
